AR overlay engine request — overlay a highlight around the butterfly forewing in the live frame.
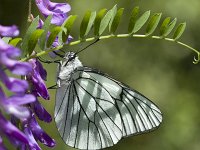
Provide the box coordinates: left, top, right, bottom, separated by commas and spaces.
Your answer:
55, 66, 162, 149
55, 67, 123, 149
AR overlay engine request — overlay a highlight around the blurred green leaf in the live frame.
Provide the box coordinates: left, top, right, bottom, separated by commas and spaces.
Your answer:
47, 26, 62, 48
39, 15, 52, 50
128, 6, 140, 34
1, 37, 11, 43
80, 11, 92, 39
146, 13, 162, 36
80, 11, 96, 39
28, 29, 44, 55
21, 16, 39, 56
160, 17, 177, 37
110, 8, 124, 34
108, 5, 118, 32
94, 8, 107, 36
173, 22, 186, 40
62, 15, 77, 43
85, 12, 96, 38
133, 10, 151, 33
9, 38, 22, 46
160, 17, 171, 36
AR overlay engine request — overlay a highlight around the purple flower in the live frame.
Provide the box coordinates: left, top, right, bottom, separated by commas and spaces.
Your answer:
0, 22, 55, 150
31, 98, 52, 122
35, 0, 71, 25
0, 24, 36, 149
36, 16, 73, 58
0, 112, 29, 145
0, 87, 35, 119
22, 122, 41, 150
27, 59, 49, 100
0, 25, 19, 37
0, 40, 32, 75
21, 113, 55, 149
0, 68, 29, 93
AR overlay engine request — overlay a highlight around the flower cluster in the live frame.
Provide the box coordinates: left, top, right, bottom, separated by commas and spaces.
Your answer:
0, 0, 72, 149
35, 0, 71, 26
0, 25, 35, 149
35, 0, 72, 57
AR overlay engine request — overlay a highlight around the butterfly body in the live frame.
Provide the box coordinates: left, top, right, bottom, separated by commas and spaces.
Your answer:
56, 52, 82, 87
54, 52, 162, 150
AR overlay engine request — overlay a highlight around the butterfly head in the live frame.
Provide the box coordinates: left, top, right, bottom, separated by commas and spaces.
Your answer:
63, 51, 77, 66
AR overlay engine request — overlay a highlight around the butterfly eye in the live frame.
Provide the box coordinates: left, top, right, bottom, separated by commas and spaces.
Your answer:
68, 54, 74, 59
64, 53, 76, 66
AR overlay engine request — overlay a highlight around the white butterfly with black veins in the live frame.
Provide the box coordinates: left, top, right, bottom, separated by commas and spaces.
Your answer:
54, 52, 162, 150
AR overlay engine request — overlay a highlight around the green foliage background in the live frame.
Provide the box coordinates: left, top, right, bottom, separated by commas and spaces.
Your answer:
1, 0, 200, 150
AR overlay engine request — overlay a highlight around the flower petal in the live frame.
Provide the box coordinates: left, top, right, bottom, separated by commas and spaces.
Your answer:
29, 115, 55, 147
6, 105, 30, 119
35, 0, 71, 25
0, 53, 32, 75
8, 94, 36, 106
0, 69, 29, 93
32, 99, 52, 122
0, 25, 19, 37
0, 113, 28, 144
35, 59, 47, 81
28, 59, 49, 100
0, 39, 20, 57
23, 126, 41, 150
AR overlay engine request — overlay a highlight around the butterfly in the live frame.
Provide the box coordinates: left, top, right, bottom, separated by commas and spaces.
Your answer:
54, 51, 162, 150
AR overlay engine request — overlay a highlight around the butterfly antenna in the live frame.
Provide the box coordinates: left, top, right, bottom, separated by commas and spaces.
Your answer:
52, 51, 65, 58
75, 38, 100, 55
59, 49, 66, 54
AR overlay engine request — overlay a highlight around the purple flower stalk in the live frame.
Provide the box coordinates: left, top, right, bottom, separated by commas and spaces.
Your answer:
0, 24, 55, 149
1, 0, 72, 149
0, 25, 35, 149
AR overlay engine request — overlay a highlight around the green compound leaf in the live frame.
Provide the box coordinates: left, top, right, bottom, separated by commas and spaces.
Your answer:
28, 29, 44, 55
9, 38, 22, 46
39, 15, 52, 50
146, 13, 162, 36
47, 26, 62, 48
21, 16, 39, 56
80, 11, 96, 39
133, 10, 151, 33
62, 15, 77, 43
128, 6, 140, 34
160, 17, 177, 37
110, 8, 124, 34
173, 22, 186, 40
99, 6, 117, 36
94, 8, 107, 36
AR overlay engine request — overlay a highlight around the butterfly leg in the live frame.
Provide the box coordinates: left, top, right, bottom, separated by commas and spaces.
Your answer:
48, 84, 58, 89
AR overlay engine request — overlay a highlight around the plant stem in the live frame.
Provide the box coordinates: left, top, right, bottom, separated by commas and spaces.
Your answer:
21, 34, 200, 62
27, 0, 33, 22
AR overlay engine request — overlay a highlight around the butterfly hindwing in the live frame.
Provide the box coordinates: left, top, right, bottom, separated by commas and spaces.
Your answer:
77, 67, 162, 136
54, 66, 162, 149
